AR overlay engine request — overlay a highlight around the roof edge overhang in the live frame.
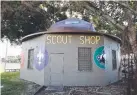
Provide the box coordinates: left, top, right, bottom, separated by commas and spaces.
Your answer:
21, 31, 121, 44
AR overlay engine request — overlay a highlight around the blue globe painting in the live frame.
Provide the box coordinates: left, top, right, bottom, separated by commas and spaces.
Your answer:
94, 46, 106, 69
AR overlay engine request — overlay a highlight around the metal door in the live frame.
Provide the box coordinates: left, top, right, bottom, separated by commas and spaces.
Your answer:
50, 53, 64, 86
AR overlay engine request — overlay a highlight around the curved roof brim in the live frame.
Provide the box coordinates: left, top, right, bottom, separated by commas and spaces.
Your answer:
21, 31, 121, 44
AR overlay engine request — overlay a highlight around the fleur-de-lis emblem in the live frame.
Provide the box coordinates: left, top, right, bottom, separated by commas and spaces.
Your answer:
37, 50, 44, 65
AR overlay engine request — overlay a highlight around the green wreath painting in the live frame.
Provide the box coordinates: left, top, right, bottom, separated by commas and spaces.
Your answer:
94, 46, 106, 69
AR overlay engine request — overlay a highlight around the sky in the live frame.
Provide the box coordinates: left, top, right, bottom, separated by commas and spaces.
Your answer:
0, 39, 22, 58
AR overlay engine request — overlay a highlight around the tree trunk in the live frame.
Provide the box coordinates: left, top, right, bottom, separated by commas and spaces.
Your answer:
127, 27, 137, 94
132, 43, 137, 94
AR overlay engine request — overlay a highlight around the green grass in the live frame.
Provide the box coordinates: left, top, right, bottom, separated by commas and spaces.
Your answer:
1, 72, 25, 95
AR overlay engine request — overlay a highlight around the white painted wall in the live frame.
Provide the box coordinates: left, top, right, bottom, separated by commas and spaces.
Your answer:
20, 34, 121, 86
44, 34, 106, 86
104, 37, 121, 84
20, 35, 46, 85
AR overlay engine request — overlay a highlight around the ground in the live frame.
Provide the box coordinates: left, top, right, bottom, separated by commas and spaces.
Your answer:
1, 72, 127, 95
1, 72, 25, 95
36, 84, 127, 95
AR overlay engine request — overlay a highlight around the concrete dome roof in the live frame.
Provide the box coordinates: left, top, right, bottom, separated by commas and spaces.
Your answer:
21, 18, 121, 44
47, 18, 96, 33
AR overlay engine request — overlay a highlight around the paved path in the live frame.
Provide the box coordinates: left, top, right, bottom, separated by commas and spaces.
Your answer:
22, 80, 127, 95
35, 83, 126, 95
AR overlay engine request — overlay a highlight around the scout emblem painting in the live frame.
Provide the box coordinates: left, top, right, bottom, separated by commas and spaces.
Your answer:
94, 46, 106, 69
34, 45, 49, 71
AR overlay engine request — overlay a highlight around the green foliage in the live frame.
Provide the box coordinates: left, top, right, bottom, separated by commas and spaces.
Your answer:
1, 72, 19, 80
1, 1, 68, 43
1, 72, 25, 95
1, 1, 137, 43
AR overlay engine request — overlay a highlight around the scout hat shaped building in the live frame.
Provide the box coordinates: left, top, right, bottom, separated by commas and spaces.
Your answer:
20, 18, 121, 86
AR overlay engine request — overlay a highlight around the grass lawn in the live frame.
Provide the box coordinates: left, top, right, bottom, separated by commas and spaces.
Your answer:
1, 72, 25, 95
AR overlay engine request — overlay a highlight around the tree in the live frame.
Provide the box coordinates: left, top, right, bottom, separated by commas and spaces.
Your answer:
73, 1, 137, 52
1, 1, 120, 43
1, 1, 68, 43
